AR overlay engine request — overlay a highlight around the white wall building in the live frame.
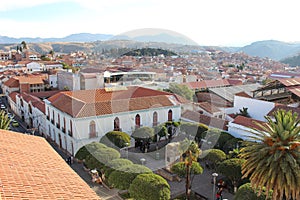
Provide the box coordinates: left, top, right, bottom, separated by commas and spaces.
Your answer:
26, 62, 43, 72
44, 86, 184, 155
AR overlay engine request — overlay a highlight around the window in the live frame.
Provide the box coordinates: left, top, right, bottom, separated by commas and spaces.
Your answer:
57, 113, 60, 129
47, 108, 50, 120
168, 110, 173, 121
114, 117, 120, 131
68, 120, 73, 137
135, 114, 141, 128
89, 120, 97, 138
153, 112, 158, 126
28, 104, 32, 114
20, 99, 23, 107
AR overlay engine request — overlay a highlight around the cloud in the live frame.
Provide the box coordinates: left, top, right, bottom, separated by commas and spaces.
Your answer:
0, 0, 67, 11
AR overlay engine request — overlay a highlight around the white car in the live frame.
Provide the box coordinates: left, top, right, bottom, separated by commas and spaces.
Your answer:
0, 104, 5, 109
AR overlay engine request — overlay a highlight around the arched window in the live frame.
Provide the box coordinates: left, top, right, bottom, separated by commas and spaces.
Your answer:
52, 110, 55, 124
153, 112, 158, 126
89, 120, 97, 138
57, 113, 60, 129
168, 110, 173, 121
135, 114, 141, 128
114, 117, 120, 131
47, 107, 50, 120
28, 104, 32, 114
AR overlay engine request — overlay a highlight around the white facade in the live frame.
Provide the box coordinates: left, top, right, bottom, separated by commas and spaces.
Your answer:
26, 62, 43, 72
44, 100, 181, 156
49, 74, 58, 88
57, 71, 80, 91
232, 95, 275, 121
227, 121, 259, 140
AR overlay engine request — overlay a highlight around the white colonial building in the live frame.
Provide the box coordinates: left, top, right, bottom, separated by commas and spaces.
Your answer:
44, 86, 184, 155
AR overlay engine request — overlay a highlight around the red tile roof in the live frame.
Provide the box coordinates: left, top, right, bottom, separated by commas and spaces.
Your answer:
182, 110, 228, 130
182, 79, 230, 90
278, 78, 300, 86
48, 86, 183, 118
198, 102, 221, 114
19, 92, 46, 113
8, 92, 19, 103
267, 104, 300, 117
197, 92, 232, 107
0, 130, 101, 200
232, 115, 266, 131
235, 91, 251, 98
3, 78, 19, 88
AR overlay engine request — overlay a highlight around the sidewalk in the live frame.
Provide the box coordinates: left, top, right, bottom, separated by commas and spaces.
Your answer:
50, 142, 122, 200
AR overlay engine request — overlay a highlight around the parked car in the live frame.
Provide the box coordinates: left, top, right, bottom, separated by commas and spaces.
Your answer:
0, 104, 6, 109
11, 120, 19, 127
7, 113, 14, 119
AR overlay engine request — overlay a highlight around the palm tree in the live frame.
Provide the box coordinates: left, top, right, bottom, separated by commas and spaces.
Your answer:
240, 109, 300, 200
0, 110, 11, 130
179, 139, 201, 200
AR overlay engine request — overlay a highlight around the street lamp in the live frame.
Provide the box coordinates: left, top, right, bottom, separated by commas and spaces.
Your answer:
125, 142, 129, 159
212, 173, 218, 200
140, 158, 146, 165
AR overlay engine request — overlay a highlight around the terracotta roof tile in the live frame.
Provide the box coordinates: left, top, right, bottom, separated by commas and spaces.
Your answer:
3, 78, 19, 88
0, 130, 101, 200
182, 110, 228, 130
8, 92, 19, 103
232, 115, 266, 131
198, 102, 221, 114
182, 79, 230, 90
48, 87, 183, 118
267, 104, 300, 118
197, 92, 232, 107
235, 91, 251, 98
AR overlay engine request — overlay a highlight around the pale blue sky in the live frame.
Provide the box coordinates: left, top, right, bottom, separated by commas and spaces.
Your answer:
1, 0, 300, 46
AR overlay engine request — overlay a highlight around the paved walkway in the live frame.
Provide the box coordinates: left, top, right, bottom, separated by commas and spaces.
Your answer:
48, 137, 234, 200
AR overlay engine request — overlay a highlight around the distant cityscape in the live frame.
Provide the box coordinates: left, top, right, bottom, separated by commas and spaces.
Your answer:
0, 36, 299, 200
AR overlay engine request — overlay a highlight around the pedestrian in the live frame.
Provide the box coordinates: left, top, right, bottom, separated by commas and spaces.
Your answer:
216, 188, 223, 200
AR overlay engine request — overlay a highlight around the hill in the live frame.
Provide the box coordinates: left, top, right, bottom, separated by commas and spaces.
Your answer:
237, 40, 300, 61
121, 48, 177, 56
0, 33, 113, 44
281, 54, 300, 66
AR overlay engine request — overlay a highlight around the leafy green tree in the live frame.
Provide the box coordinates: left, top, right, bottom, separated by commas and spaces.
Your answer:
179, 122, 208, 142
236, 107, 250, 117
202, 149, 226, 169
21, 41, 27, 49
108, 164, 152, 190
168, 83, 194, 100
234, 183, 272, 200
154, 125, 168, 141
129, 173, 171, 200
0, 110, 11, 130
217, 158, 245, 193
179, 139, 201, 200
100, 131, 130, 149
240, 109, 300, 200
131, 127, 155, 140
85, 147, 120, 170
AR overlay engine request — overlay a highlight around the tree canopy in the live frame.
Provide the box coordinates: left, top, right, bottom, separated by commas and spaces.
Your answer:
100, 131, 130, 148
234, 183, 272, 200
0, 110, 11, 130
168, 83, 194, 100
129, 173, 171, 200
240, 109, 300, 200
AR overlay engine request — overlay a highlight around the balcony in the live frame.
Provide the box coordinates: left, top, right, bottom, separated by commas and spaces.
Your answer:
89, 132, 98, 139
62, 127, 65, 133
56, 123, 60, 129
51, 119, 54, 124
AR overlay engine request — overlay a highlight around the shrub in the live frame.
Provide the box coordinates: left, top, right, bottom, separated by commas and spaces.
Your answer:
234, 183, 272, 200
100, 131, 130, 149
75, 142, 107, 160
171, 161, 203, 177
179, 122, 208, 141
131, 127, 155, 140
108, 164, 152, 190
84, 146, 120, 170
104, 158, 133, 178
129, 174, 170, 200
201, 149, 226, 169
154, 125, 168, 141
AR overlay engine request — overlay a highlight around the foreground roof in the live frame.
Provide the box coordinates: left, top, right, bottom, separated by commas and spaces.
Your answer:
0, 130, 101, 200
47, 86, 185, 118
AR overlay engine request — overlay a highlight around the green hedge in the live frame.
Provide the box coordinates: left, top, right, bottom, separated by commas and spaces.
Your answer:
108, 164, 152, 190
75, 142, 107, 160
129, 174, 170, 200
100, 131, 130, 149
